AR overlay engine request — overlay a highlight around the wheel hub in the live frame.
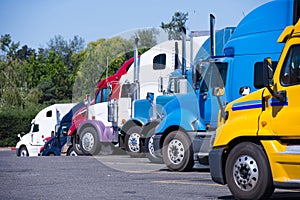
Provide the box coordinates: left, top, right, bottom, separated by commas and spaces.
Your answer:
20, 149, 28, 157
82, 132, 94, 151
128, 133, 140, 152
167, 139, 184, 164
233, 155, 258, 191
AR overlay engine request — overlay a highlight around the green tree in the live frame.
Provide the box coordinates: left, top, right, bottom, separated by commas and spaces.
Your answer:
132, 28, 159, 49
161, 12, 188, 40
72, 37, 133, 101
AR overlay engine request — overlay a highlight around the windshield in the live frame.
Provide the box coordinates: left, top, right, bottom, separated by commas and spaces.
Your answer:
200, 61, 228, 92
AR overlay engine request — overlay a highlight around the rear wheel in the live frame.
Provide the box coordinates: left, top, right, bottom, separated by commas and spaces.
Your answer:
125, 126, 144, 157
225, 142, 274, 200
162, 130, 194, 171
80, 127, 101, 155
19, 146, 29, 157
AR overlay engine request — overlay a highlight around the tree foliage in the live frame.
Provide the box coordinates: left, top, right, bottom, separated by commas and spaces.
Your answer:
161, 12, 188, 40
0, 27, 158, 146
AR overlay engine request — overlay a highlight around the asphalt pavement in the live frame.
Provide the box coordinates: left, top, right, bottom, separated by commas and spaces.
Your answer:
1, 149, 300, 200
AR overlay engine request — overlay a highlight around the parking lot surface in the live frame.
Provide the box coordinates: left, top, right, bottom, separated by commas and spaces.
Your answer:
1, 150, 300, 199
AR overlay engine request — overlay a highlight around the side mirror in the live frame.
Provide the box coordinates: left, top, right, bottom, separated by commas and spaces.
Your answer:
239, 86, 251, 96
84, 94, 90, 106
107, 83, 112, 96
262, 57, 274, 87
146, 92, 154, 103
62, 126, 68, 136
158, 77, 163, 92
212, 87, 225, 97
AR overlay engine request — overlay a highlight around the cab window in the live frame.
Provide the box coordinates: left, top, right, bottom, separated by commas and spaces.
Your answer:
95, 88, 109, 103
153, 54, 166, 70
281, 45, 300, 86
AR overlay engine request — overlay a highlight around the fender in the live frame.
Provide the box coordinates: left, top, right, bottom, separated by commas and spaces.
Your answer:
140, 119, 161, 138
155, 108, 206, 135
77, 120, 115, 142
121, 117, 148, 133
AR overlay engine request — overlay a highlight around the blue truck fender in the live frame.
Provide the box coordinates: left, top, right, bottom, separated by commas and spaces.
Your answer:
155, 108, 206, 135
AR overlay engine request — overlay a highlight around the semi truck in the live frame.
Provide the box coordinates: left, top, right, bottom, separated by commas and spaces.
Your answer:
152, 0, 294, 171
66, 57, 134, 155
129, 27, 234, 163
209, 7, 300, 200
16, 103, 74, 156
109, 37, 208, 157
76, 37, 201, 155
40, 101, 84, 156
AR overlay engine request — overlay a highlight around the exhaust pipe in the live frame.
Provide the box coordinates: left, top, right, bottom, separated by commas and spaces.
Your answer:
181, 27, 187, 78
133, 37, 140, 100
134, 37, 139, 84
210, 14, 216, 57
174, 42, 179, 70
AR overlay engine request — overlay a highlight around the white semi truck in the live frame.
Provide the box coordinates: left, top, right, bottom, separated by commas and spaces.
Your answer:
16, 103, 74, 156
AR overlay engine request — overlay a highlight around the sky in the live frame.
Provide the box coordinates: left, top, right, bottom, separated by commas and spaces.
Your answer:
0, 0, 272, 50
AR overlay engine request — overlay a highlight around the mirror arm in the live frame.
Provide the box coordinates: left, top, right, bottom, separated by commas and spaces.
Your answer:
266, 86, 286, 102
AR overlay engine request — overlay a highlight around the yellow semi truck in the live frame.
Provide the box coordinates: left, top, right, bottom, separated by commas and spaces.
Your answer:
209, 20, 300, 199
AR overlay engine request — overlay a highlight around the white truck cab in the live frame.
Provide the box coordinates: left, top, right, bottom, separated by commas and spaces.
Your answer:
16, 103, 74, 156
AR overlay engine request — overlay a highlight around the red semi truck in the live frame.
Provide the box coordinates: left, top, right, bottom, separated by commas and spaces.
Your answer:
64, 57, 134, 155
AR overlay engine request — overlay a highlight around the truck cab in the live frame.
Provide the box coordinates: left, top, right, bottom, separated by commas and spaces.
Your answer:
209, 17, 300, 200
16, 103, 74, 156
152, 0, 295, 172
67, 58, 134, 155
209, 0, 300, 199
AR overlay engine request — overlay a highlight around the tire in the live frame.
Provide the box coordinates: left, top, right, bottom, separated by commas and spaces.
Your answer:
73, 135, 83, 155
19, 146, 29, 157
48, 153, 55, 156
144, 125, 163, 164
79, 127, 101, 155
162, 130, 194, 171
225, 142, 274, 200
124, 126, 144, 158
67, 146, 78, 156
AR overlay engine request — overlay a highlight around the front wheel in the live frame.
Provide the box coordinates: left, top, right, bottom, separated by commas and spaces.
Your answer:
19, 146, 29, 157
225, 142, 274, 200
125, 126, 144, 158
79, 127, 101, 155
162, 130, 194, 171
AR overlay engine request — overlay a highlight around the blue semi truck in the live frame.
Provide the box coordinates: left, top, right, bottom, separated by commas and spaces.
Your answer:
150, 0, 295, 171
121, 19, 234, 161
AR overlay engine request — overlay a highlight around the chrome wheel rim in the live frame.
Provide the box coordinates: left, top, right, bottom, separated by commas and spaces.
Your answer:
167, 139, 184, 164
148, 135, 156, 157
233, 155, 259, 191
128, 133, 140, 153
82, 132, 94, 152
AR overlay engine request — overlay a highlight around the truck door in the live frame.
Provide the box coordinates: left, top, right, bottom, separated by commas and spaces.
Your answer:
31, 109, 54, 145
267, 44, 300, 136
30, 123, 40, 145
199, 62, 228, 128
